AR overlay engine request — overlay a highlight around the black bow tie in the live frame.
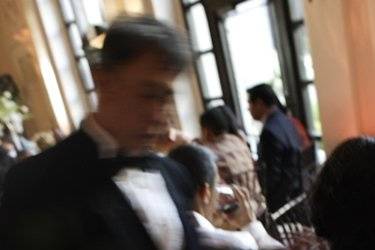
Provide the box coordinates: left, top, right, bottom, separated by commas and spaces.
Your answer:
99, 154, 158, 176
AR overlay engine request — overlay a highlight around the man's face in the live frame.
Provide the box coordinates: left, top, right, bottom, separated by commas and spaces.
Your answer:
248, 99, 264, 121
94, 53, 179, 153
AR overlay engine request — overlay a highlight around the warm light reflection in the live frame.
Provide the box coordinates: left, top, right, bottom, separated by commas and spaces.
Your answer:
123, 0, 145, 15
90, 33, 106, 49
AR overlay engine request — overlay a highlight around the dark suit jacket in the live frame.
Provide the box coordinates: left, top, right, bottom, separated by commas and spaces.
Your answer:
258, 110, 302, 212
0, 131, 200, 250
0, 147, 15, 200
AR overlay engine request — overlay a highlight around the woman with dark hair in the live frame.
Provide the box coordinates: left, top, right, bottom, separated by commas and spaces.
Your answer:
200, 105, 244, 139
169, 144, 285, 250
199, 105, 266, 216
310, 137, 375, 250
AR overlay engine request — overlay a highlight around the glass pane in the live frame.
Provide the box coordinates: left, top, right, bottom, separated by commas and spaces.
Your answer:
224, 2, 284, 143
71, 0, 90, 35
81, 0, 105, 26
294, 26, 315, 81
206, 99, 225, 109
68, 24, 85, 57
235, 0, 268, 12
59, 0, 75, 22
303, 84, 322, 136
288, 0, 305, 21
197, 53, 223, 98
186, 3, 213, 52
77, 58, 95, 90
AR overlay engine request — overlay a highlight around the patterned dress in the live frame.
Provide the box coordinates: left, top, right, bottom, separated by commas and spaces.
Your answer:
202, 133, 266, 216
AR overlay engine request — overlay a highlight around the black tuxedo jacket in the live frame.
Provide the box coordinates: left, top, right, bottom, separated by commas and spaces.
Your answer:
258, 110, 302, 212
0, 131, 200, 250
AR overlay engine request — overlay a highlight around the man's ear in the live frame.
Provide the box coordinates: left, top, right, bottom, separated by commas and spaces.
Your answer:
198, 183, 212, 205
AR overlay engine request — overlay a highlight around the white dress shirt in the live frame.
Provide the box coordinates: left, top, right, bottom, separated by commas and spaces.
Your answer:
192, 212, 285, 250
245, 221, 285, 250
192, 211, 259, 250
82, 116, 184, 250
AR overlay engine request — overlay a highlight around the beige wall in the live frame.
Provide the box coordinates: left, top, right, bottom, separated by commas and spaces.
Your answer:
343, 1, 375, 135
305, 0, 375, 153
0, 0, 58, 137
102, 0, 154, 19
102, 0, 126, 20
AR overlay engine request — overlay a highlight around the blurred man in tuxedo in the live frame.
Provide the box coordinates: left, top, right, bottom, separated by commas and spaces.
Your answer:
0, 16, 200, 250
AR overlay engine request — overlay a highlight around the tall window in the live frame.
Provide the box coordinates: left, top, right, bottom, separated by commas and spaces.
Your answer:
181, 0, 224, 108
223, 0, 285, 148
58, 0, 107, 111
287, 0, 321, 138
181, 0, 323, 156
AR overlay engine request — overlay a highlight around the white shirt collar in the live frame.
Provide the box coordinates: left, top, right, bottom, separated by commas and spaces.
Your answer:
191, 211, 216, 231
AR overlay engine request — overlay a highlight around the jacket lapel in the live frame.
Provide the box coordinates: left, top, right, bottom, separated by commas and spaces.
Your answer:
68, 132, 157, 250
155, 157, 201, 250
86, 178, 157, 250
71, 132, 199, 250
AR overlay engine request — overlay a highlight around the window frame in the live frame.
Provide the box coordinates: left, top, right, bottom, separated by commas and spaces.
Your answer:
180, 0, 242, 115
58, 0, 102, 111
181, 0, 323, 141
282, 0, 322, 140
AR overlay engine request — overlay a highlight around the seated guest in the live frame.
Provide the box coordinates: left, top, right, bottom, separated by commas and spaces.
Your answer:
169, 144, 284, 250
199, 105, 266, 217
310, 137, 375, 250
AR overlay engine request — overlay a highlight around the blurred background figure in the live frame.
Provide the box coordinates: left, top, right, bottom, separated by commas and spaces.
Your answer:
247, 84, 303, 213
33, 131, 56, 152
199, 105, 266, 217
169, 144, 285, 250
311, 137, 375, 250
0, 141, 15, 202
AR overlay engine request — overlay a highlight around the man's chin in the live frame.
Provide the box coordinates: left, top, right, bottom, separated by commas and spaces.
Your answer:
130, 136, 158, 152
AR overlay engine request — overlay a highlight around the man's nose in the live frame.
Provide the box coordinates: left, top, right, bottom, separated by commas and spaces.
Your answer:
145, 109, 171, 125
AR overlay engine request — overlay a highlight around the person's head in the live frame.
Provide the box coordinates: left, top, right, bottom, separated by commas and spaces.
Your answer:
168, 144, 218, 219
310, 137, 375, 250
247, 84, 279, 121
154, 128, 192, 153
91, 16, 191, 153
200, 105, 242, 141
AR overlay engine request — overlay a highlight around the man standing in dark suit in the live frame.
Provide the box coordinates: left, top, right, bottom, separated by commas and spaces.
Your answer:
247, 84, 302, 213
0, 17, 200, 250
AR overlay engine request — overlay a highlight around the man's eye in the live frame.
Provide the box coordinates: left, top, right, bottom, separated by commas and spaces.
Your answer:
141, 90, 173, 101
140, 93, 157, 98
